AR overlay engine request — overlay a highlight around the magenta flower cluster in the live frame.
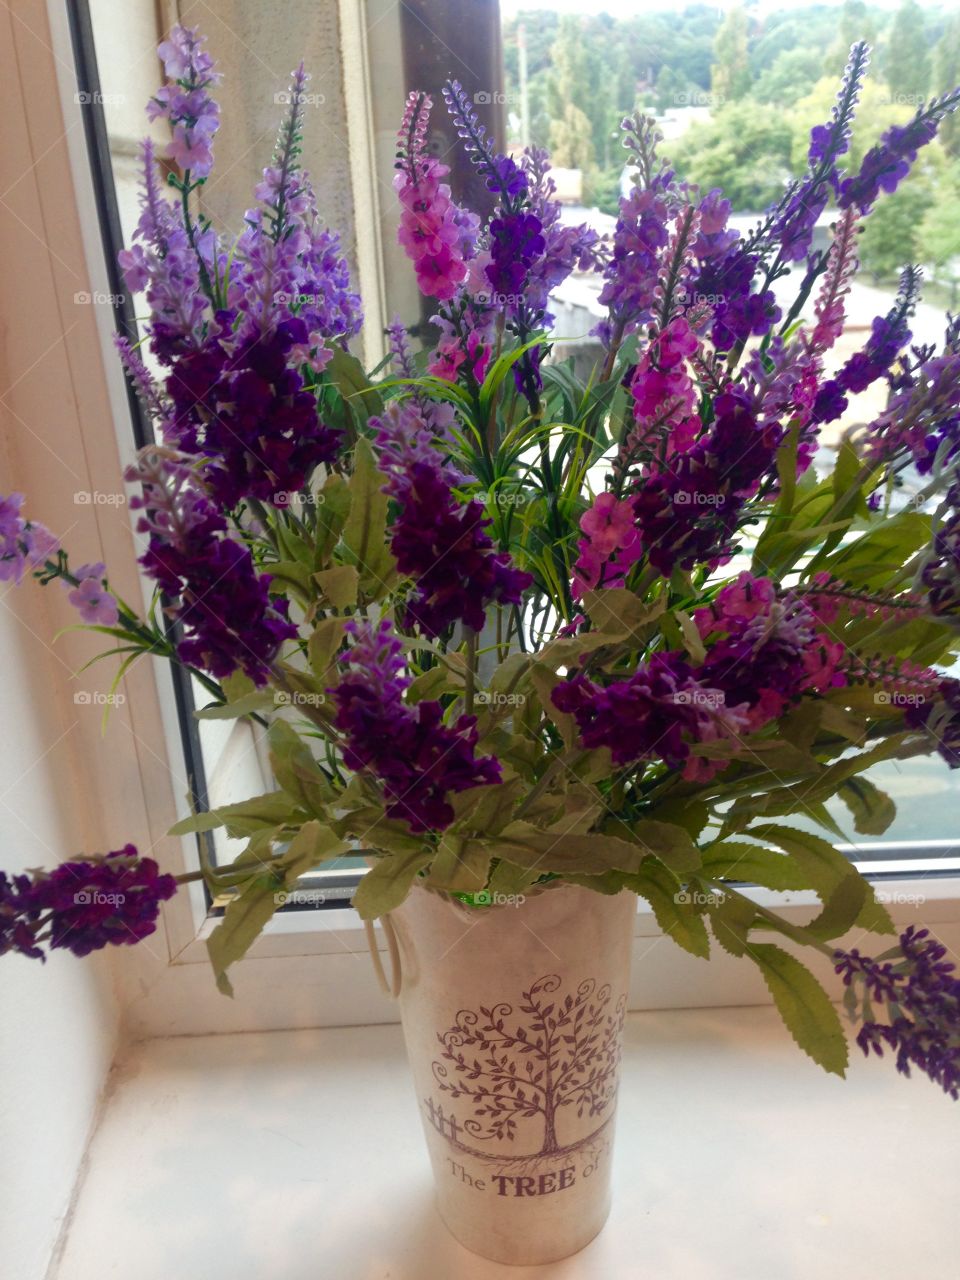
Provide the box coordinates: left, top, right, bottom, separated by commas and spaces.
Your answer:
1, 845, 176, 960
331, 620, 500, 832
394, 91, 479, 301
554, 575, 845, 781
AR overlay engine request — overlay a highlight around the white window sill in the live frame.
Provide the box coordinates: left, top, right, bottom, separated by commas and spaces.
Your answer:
179, 873, 960, 961
52, 1005, 957, 1279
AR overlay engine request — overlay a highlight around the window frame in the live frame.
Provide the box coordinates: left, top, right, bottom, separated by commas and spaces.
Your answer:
41, 0, 960, 1040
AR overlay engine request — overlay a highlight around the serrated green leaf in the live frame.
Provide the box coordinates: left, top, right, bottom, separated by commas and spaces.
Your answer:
313, 564, 358, 609
308, 616, 347, 683
342, 436, 398, 599
700, 841, 809, 890
803, 872, 869, 941
314, 472, 351, 563
483, 821, 646, 875
621, 819, 702, 872
708, 892, 756, 956
837, 777, 896, 836
207, 873, 282, 996
623, 857, 710, 958
748, 943, 848, 1076
352, 849, 433, 919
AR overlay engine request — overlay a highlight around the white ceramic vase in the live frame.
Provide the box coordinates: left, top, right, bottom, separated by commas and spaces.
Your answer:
385, 882, 635, 1266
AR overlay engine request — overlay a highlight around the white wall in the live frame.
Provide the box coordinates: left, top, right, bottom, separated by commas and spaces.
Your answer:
0, 597, 119, 1279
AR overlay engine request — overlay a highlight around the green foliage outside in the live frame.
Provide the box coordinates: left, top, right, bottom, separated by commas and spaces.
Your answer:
504, 1, 960, 266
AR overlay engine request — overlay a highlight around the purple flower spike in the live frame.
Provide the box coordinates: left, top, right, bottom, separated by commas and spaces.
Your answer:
1, 845, 177, 961
331, 619, 501, 832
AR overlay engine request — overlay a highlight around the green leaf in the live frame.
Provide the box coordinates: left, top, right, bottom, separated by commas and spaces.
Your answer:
342, 436, 398, 600
837, 777, 896, 836
313, 564, 358, 609
582, 588, 665, 640
487, 821, 646, 875
207, 873, 283, 996
623, 857, 710, 958
314, 472, 351, 564
268, 721, 337, 814
803, 873, 869, 941
325, 347, 384, 426
427, 834, 491, 893
708, 892, 756, 957
276, 820, 350, 881
748, 943, 848, 1076
675, 608, 706, 664
700, 841, 809, 891
749, 824, 894, 935
308, 616, 347, 684
352, 849, 433, 919
195, 688, 276, 720
621, 819, 702, 873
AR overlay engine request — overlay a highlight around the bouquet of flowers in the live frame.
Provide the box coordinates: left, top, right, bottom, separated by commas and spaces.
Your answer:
2, 27, 960, 1098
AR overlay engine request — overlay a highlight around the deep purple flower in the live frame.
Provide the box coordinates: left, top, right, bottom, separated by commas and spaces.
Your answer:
906, 675, 960, 767
1, 845, 177, 961
839, 92, 960, 213
373, 402, 532, 637
835, 926, 960, 1099
629, 390, 783, 574
331, 619, 501, 832
812, 266, 919, 424
442, 81, 528, 203
164, 319, 342, 508
486, 210, 545, 301
127, 451, 296, 683
552, 652, 747, 776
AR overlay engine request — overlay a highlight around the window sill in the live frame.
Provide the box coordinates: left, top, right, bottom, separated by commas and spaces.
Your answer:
52, 1006, 958, 1279
176, 872, 960, 962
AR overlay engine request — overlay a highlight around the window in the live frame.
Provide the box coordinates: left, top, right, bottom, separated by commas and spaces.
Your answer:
47, 0, 960, 1036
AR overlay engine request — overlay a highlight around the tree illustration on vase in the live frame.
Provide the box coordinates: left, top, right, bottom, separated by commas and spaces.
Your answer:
431, 974, 627, 1157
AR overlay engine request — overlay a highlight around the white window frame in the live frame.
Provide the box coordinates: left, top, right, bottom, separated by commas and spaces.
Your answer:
37, 0, 960, 1041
